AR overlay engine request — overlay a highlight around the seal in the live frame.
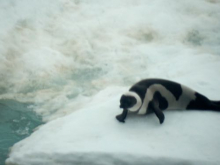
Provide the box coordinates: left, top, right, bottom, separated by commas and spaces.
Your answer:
116, 78, 220, 124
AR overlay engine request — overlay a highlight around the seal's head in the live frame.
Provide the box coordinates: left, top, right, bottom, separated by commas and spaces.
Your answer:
120, 95, 136, 109
120, 91, 142, 112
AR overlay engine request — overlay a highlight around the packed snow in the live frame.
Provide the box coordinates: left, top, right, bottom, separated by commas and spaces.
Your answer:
5, 87, 220, 165
0, 0, 220, 164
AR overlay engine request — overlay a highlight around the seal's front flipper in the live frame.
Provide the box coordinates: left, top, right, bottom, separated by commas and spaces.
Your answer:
153, 107, 165, 124
116, 109, 128, 123
152, 99, 165, 124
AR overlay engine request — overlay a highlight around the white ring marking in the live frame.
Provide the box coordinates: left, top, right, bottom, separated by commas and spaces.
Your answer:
123, 91, 142, 112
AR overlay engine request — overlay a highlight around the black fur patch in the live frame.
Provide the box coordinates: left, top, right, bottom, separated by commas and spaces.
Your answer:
154, 91, 168, 110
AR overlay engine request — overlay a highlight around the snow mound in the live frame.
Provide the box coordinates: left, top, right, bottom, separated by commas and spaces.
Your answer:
6, 87, 220, 165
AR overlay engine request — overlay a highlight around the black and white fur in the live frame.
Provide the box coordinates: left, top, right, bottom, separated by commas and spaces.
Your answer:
116, 78, 220, 124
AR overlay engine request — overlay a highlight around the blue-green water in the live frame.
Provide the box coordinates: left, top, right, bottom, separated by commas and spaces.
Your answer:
0, 99, 43, 165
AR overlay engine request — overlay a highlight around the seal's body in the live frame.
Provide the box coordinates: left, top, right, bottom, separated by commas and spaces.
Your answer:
116, 78, 220, 124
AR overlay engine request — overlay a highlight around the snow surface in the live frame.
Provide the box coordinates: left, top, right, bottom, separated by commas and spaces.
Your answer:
6, 87, 220, 165
1, 0, 220, 164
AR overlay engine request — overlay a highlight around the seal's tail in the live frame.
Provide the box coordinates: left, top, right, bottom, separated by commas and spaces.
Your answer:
211, 101, 220, 106
209, 103, 220, 111
210, 101, 220, 111
187, 93, 220, 111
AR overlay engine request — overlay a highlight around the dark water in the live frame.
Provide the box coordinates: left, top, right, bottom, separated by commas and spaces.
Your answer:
0, 99, 43, 165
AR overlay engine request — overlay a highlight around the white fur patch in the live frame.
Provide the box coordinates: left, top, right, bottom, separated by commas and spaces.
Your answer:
137, 84, 196, 115
138, 84, 176, 114
171, 84, 196, 109
123, 91, 142, 112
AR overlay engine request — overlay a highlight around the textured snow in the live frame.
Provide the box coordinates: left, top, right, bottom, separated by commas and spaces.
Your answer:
1, 0, 220, 121
1, 0, 220, 164
6, 87, 220, 165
